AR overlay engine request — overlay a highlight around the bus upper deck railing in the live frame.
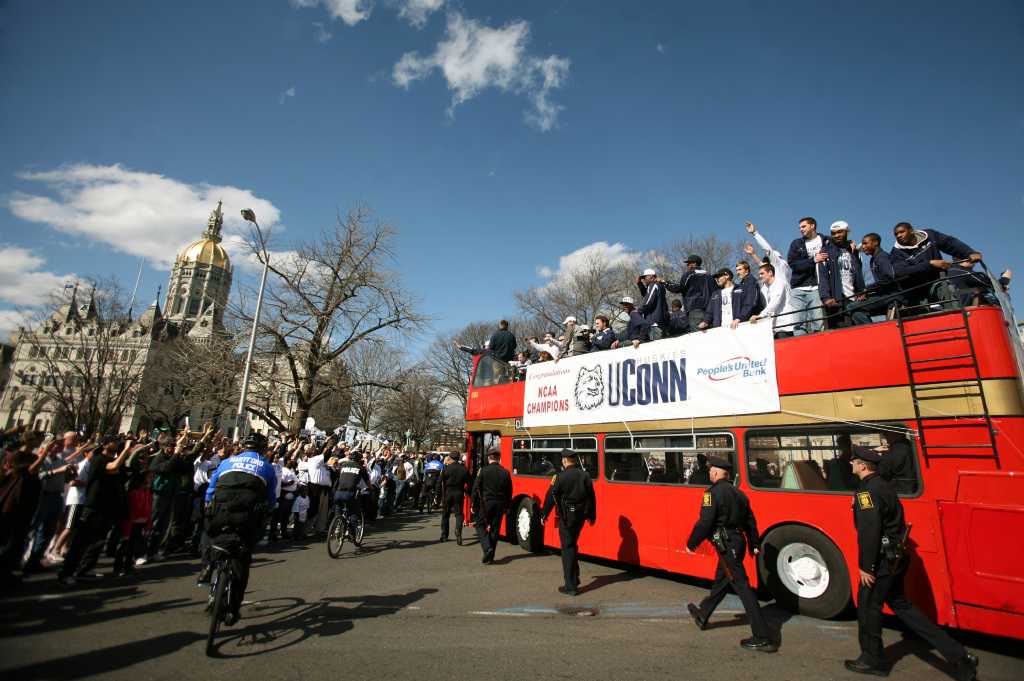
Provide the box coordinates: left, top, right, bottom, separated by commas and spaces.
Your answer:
469, 262, 1022, 391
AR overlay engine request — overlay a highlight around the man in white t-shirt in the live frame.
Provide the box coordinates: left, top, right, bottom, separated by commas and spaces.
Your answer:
785, 217, 828, 335
750, 262, 798, 337
818, 221, 869, 328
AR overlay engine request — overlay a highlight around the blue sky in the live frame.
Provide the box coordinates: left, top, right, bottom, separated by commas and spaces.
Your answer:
1, 0, 1022, 343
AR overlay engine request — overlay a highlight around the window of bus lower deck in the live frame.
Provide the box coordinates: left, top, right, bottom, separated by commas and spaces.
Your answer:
603, 432, 736, 485
744, 425, 920, 496
512, 437, 598, 479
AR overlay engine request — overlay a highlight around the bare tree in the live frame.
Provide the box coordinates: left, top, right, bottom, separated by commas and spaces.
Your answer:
375, 366, 446, 448
346, 340, 405, 433
139, 329, 242, 431
513, 249, 637, 328
657, 234, 746, 279
12, 280, 146, 434
425, 321, 492, 411
237, 205, 425, 432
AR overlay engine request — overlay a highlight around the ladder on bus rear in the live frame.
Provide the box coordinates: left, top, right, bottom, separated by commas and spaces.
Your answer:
896, 306, 1001, 469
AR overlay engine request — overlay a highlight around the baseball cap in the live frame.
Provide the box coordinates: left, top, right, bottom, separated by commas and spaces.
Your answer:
830, 220, 850, 232
642, 268, 657, 277
563, 316, 577, 325
620, 295, 635, 305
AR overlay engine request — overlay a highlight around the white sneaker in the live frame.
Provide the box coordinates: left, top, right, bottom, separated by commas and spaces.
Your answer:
134, 557, 148, 566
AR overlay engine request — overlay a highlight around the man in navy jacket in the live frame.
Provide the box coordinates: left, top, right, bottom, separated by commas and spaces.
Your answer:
818, 221, 869, 327
700, 269, 759, 329
786, 217, 829, 335
636, 268, 669, 339
889, 222, 981, 307
665, 255, 716, 332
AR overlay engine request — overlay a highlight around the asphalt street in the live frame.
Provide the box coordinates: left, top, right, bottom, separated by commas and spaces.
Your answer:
2, 509, 1020, 681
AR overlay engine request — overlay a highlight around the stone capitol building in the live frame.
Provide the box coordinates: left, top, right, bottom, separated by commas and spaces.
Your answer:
0, 203, 237, 434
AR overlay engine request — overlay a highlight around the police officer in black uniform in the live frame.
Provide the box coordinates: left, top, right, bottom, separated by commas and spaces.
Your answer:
685, 456, 777, 652
540, 449, 596, 596
845, 446, 978, 679
439, 452, 470, 544
471, 448, 512, 564
332, 451, 370, 532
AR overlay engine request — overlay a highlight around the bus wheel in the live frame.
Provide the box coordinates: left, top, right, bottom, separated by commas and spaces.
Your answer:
515, 499, 543, 553
759, 525, 850, 619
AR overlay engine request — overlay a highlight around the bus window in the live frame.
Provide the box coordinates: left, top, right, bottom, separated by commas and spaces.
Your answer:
745, 428, 918, 494
512, 437, 598, 479
470, 432, 501, 475
604, 432, 735, 486
472, 355, 514, 388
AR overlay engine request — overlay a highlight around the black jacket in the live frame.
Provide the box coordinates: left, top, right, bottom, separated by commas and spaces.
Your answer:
488, 328, 517, 363
686, 478, 758, 553
787, 234, 826, 288
591, 327, 616, 350
625, 309, 650, 342
666, 270, 716, 313
637, 280, 669, 327
541, 466, 596, 524
852, 473, 905, 575
889, 228, 976, 290
471, 462, 512, 506
867, 250, 898, 294
441, 462, 470, 497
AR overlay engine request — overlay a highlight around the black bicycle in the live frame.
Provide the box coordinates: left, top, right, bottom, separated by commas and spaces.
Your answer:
327, 503, 365, 558
205, 537, 242, 656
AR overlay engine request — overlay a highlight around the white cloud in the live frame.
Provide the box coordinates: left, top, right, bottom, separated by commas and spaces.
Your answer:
398, 0, 444, 28
392, 12, 570, 131
312, 21, 334, 43
536, 241, 641, 283
279, 85, 297, 104
7, 164, 282, 270
291, 0, 372, 26
0, 246, 75, 307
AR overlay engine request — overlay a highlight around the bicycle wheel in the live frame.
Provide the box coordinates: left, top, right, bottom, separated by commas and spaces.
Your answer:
352, 513, 365, 547
206, 564, 227, 656
327, 515, 347, 558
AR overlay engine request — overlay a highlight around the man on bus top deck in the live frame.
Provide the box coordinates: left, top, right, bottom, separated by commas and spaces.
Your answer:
845, 446, 977, 680
664, 254, 717, 333
201, 432, 277, 626
889, 222, 981, 308
685, 456, 777, 653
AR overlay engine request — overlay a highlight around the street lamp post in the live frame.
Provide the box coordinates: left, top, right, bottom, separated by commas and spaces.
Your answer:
234, 208, 270, 442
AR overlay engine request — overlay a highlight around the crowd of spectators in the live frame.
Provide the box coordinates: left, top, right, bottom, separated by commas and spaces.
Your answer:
462, 219, 1007, 373
0, 422, 455, 590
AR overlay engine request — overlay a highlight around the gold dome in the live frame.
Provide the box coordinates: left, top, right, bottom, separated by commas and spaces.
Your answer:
179, 238, 231, 271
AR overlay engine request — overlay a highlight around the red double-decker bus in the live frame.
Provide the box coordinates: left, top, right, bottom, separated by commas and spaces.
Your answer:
462, 286, 1024, 640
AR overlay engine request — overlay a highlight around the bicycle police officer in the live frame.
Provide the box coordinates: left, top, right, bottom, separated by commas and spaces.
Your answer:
200, 432, 277, 626
471, 448, 512, 564
845, 446, 978, 679
440, 452, 470, 544
540, 449, 596, 596
685, 456, 776, 652
332, 450, 370, 537
418, 453, 444, 512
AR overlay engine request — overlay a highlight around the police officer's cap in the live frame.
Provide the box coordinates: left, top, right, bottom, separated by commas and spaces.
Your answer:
351, 451, 363, 463
241, 431, 268, 452
560, 448, 579, 461
707, 456, 733, 471
486, 447, 501, 459
850, 445, 882, 463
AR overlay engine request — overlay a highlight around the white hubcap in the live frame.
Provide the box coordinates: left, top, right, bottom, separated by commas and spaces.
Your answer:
776, 542, 830, 599
517, 507, 532, 541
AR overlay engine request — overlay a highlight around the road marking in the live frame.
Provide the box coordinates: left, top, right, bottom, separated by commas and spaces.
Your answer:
469, 610, 531, 617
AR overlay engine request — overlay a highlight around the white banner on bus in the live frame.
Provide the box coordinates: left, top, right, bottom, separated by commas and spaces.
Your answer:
522, 322, 780, 428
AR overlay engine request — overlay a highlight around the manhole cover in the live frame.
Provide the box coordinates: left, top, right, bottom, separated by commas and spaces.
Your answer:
558, 607, 599, 617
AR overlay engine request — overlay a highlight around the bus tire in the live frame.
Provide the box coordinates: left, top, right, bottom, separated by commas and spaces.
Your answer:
758, 525, 850, 619
514, 499, 544, 553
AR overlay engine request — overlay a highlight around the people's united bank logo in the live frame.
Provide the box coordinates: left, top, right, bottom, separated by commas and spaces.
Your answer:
574, 366, 605, 410
695, 355, 768, 382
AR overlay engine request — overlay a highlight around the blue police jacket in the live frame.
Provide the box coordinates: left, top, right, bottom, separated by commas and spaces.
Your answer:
205, 450, 278, 509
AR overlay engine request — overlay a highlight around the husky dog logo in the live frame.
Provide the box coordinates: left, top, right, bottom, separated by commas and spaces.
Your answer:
574, 366, 605, 411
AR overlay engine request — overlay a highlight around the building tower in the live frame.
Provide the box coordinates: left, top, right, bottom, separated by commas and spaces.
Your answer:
164, 201, 233, 330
